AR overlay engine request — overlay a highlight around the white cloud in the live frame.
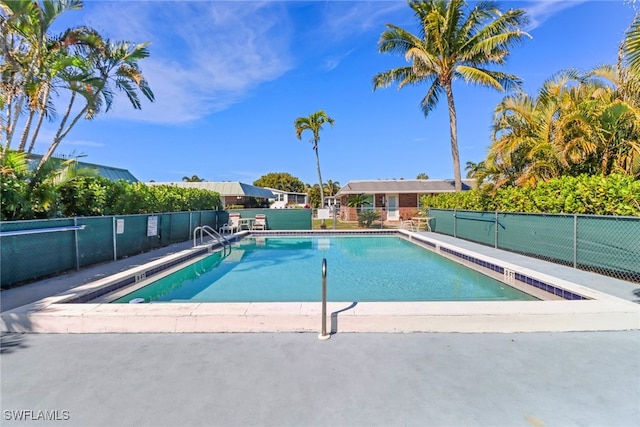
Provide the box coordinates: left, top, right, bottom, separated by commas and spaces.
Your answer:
322, 49, 355, 71
320, 1, 407, 41
82, 1, 294, 124
523, 0, 590, 31
63, 139, 105, 148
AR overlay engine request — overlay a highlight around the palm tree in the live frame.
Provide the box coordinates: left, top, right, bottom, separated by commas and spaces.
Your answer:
488, 67, 640, 187
182, 175, 204, 182
1, 0, 84, 153
38, 36, 154, 168
372, 0, 529, 191
294, 110, 335, 210
346, 194, 370, 211
323, 179, 340, 197
24, 27, 99, 154
416, 172, 429, 180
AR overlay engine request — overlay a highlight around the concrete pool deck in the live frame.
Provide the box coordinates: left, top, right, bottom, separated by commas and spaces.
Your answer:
1, 331, 638, 426
2, 232, 638, 334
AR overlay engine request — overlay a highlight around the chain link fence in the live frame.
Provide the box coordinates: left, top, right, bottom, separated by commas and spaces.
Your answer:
428, 208, 640, 283
1, 209, 313, 288
0, 211, 226, 288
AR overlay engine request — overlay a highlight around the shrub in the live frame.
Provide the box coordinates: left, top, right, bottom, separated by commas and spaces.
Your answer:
358, 210, 380, 227
420, 174, 640, 216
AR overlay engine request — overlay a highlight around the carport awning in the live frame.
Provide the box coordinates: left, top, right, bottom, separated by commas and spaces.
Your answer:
146, 181, 275, 198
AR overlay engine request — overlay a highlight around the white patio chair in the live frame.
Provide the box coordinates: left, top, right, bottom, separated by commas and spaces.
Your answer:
220, 213, 241, 235
251, 214, 268, 230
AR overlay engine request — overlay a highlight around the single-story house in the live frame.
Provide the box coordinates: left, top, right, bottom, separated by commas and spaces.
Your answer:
147, 181, 275, 208
266, 188, 309, 209
335, 179, 475, 222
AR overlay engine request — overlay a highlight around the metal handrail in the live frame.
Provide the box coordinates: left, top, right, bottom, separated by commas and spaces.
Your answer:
193, 225, 231, 256
318, 258, 330, 340
0, 225, 86, 236
453, 213, 505, 229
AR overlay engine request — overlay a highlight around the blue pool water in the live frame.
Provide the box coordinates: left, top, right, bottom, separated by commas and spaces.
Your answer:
112, 236, 536, 303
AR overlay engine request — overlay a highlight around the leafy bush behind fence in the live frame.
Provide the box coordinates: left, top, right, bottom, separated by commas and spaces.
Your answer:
420, 174, 640, 216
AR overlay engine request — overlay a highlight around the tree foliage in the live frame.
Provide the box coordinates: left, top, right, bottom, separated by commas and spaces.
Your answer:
485, 67, 639, 189
253, 172, 305, 192
294, 110, 334, 209
373, 0, 529, 191
420, 174, 640, 216
0, 0, 154, 166
1, 154, 221, 220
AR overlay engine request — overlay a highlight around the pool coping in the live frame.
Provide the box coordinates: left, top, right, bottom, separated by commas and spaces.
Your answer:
2, 230, 638, 333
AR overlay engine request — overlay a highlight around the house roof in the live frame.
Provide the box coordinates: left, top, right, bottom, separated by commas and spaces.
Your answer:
264, 187, 308, 196
336, 179, 475, 196
28, 154, 138, 183
147, 182, 275, 198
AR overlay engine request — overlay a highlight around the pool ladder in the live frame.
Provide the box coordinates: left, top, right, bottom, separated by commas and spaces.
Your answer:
193, 225, 231, 257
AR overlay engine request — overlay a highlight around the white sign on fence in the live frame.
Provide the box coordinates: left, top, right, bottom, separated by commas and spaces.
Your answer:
317, 209, 331, 219
116, 219, 125, 234
147, 216, 158, 237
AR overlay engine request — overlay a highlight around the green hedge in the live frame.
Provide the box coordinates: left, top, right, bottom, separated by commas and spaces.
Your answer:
1, 175, 222, 220
60, 177, 222, 216
420, 174, 640, 216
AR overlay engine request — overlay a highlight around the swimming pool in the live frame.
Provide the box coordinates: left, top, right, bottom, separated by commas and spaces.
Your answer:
4, 230, 638, 333
110, 236, 536, 303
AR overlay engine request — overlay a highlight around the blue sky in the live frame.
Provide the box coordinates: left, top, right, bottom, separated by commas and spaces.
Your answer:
40, 0, 637, 186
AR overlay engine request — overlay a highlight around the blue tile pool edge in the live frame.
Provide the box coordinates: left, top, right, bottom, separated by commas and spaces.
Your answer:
62, 236, 242, 304
65, 230, 590, 304
400, 231, 589, 301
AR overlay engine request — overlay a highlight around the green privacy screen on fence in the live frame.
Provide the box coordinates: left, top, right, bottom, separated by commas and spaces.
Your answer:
1, 209, 312, 287
428, 208, 640, 283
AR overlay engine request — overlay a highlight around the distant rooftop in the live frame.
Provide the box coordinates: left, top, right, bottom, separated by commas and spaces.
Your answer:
147, 182, 275, 198
336, 179, 475, 195
28, 154, 138, 183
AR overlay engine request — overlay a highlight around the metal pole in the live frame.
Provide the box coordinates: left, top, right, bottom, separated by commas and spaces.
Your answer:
74, 217, 80, 271
333, 205, 337, 230
318, 258, 330, 340
495, 211, 499, 249
453, 209, 457, 238
573, 214, 578, 268
112, 216, 117, 261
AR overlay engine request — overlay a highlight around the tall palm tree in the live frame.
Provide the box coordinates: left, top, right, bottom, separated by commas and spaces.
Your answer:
372, 0, 529, 191
38, 36, 154, 168
294, 110, 335, 210
1, 0, 84, 153
23, 26, 98, 154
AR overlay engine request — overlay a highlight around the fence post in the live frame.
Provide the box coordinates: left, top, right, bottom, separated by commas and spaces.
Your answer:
573, 214, 578, 268
453, 209, 457, 238
74, 217, 80, 271
495, 211, 499, 249
112, 216, 117, 261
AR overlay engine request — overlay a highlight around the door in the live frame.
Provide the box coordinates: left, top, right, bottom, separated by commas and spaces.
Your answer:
386, 194, 399, 220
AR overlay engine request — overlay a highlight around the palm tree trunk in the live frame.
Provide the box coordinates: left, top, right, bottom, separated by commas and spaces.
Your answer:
17, 109, 36, 152
444, 82, 462, 191
4, 95, 25, 151
27, 82, 51, 153
314, 142, 325, 209
38, 92, 85, 169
